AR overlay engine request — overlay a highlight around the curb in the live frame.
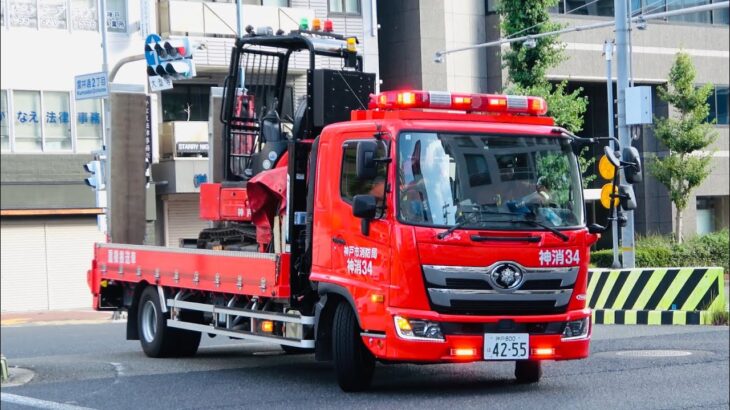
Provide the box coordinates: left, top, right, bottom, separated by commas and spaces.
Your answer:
1, 367, 35, 388
0, 355, 7, 382
0, 310, 126, 327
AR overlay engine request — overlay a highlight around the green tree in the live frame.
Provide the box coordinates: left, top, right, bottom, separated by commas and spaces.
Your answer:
498, 0, 593, 187
649, 52, 716, 244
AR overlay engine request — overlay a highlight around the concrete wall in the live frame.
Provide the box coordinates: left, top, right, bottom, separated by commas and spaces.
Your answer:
443, 0, 488, 93
377, 0, 423, 90
550, 16, 729, 86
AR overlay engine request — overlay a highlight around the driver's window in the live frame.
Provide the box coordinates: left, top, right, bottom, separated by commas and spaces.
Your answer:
340, 140, 387, 207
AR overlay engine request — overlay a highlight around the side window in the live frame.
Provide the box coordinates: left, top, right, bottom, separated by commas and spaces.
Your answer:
340, 140, 387, 205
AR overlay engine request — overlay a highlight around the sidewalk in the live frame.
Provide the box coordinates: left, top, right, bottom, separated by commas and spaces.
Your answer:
0, 309, 124, 327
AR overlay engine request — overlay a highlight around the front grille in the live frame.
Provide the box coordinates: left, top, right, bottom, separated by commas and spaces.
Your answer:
444, 278, 492, 289
440, 321, 566, 335
445, 300, 567, 316
423, 264, 577, 316
519, 279, 570, 290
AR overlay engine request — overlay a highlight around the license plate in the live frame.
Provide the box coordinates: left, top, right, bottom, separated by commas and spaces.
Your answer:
484, 333, 529, 360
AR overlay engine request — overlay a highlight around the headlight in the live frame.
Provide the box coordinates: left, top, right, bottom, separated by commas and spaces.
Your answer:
562, 317, 590, 340
394, 315, 444, 342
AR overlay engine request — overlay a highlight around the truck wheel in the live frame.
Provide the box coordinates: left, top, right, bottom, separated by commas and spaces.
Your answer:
137, 287, 201, 358
332, 302, 375, 392
515, 360, 542, 384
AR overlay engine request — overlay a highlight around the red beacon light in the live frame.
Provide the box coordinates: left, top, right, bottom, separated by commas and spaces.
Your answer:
368, 90, 548, 116
323, 19, 334, 32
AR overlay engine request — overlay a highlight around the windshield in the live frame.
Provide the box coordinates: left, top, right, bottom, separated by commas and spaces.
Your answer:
397, 132, 585, 230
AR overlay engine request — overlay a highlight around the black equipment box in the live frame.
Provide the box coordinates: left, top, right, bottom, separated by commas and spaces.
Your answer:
312, 69, 375, 128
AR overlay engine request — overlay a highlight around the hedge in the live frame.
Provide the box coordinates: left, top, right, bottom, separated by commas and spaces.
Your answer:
591, 230, 729, 273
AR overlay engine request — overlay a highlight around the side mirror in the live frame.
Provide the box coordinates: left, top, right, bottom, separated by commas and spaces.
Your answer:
570, 136, 594, 155
603, 146, 621, 167
622, 146, 643, 184
618, 184, 637, 210
356, 140, 378, 180
588, 223, 606, 234
352, 194, 377, 236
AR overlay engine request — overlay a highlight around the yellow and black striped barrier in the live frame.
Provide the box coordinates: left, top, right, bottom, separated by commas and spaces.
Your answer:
587, 267, 726, 325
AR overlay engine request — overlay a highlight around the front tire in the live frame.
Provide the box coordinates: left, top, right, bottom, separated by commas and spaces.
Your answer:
138, 287, 201, 358
515, 360, 542, 384
332, 302, 375, 392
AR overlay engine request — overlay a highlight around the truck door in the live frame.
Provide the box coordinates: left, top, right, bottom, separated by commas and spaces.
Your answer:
330, 136, 392, 330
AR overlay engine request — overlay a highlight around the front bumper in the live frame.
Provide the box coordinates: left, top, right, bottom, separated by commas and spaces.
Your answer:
362, 307, 592, 363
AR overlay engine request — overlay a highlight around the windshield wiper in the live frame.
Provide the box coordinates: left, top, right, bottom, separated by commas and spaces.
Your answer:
436, 209, 570, 242
436, 211, 481, 239
473, 209, 570, 242
513, 219, 569, 242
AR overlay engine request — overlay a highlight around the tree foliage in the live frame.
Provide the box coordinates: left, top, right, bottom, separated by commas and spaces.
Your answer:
498, 0, 593, 187
498, 0, 564, 89
648, 52, 716, 243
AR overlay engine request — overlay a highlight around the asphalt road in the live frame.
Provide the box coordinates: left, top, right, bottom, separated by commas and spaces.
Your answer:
1, 323, 728, 410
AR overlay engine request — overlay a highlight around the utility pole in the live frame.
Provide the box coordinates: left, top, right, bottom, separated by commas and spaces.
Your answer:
614, 0, 635, 268
603, 40, 621, 269
100, 0, 112, 240
236, 0, 246, 88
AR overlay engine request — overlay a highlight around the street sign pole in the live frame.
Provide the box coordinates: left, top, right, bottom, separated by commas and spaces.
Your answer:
100, 0, 112, 240
614, 0, 636, 268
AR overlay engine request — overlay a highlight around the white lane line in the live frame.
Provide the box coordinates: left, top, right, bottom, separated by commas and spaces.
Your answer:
0, 393, 96, 410
109, 362, 125, 385
109, 362, 126, 377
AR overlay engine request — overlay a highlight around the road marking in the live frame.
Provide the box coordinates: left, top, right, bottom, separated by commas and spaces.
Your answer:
109, 362, 126, 378
1, 393, 96, 410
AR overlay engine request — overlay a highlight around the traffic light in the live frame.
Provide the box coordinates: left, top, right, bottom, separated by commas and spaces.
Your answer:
84, 160, 104, 190
145, 37, 196, 82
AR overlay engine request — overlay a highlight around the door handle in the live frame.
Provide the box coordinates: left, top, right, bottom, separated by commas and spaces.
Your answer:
332, 237, 346, 245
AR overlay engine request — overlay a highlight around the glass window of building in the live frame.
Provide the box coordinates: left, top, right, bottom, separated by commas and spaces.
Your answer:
329, 0, 360, 15
1, 90, 9, 151
39, 0, 67, 29
71, 0, 97, 31
706, 86, 729, 125
43, 91, 72, 151
243, 0, 289, 5
1, 0, 6, 26
261, 0, 288, 6
668, 0, 711, 24
716, 86, 729, 125
75, 98, 103, 152
565, 0, 614, 16
106, 0, 126, 32
9, 0, 37, 28
13, 90, 42, 152
161, 85, 211, 122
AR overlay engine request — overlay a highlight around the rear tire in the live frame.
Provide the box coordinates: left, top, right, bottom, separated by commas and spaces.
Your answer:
515, 360, 542, 384
137, 287, 201, 358
332, 302, 375, 392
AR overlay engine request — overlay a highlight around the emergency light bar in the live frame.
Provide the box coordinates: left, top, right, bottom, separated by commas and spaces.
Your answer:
368, 90, 548, 115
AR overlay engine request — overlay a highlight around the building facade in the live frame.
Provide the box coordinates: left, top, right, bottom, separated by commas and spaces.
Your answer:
377, 0, 729, 244
0, 0, 379, 311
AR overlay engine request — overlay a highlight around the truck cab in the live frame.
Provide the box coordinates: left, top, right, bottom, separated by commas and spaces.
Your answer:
311, 90, 595, 371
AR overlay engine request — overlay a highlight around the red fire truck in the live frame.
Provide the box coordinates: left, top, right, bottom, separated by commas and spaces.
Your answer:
87, 27, 639, 391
